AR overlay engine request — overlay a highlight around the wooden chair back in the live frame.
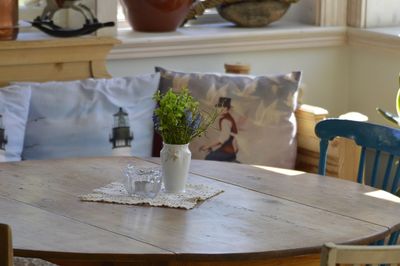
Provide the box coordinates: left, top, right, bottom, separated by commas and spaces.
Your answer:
0, 223, 13, 266
316, 119, 400, 194
316, 119, 400, 245
320, 242, 400, 266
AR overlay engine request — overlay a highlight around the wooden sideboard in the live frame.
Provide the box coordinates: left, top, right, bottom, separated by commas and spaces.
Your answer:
0, 35, 119, 86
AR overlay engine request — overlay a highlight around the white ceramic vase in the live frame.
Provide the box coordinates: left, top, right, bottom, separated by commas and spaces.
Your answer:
160, 143, 191, 193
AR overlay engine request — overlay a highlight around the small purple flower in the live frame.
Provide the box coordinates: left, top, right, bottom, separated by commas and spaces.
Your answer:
153, 112, 160, 131
184, 110, 193, 127
185, 113, 201, 136
192, 113, 201, 131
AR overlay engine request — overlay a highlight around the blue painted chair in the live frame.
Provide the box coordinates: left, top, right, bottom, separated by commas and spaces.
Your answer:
315, 119, 400, 245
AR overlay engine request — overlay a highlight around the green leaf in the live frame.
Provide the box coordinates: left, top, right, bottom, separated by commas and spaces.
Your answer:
376, 108, 400, 125
152, 87, 218, 144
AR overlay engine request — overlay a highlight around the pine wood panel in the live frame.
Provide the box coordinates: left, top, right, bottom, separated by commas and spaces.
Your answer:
320, 242, 400, 266
49, 254, 320, 266
0, 223, 13, 266
295, 105, 361, 181
0, 37, 119, 86
0, 157, 394, 265
0, 62, 93, 83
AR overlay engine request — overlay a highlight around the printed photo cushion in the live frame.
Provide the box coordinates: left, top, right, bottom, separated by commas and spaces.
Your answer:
21, 74, 160, 160
0, 85, 31, 162
156, 67, 301, 169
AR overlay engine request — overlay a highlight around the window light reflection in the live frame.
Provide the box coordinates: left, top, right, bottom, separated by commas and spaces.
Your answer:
364, 190, 400, 203
251, 165, 304, 176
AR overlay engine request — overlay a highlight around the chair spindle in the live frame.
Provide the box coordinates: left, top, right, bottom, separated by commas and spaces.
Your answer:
382, 154, 394, 191
357, 147, 367, 184
318, 139, 329, 176
370, 150, 382, 187
392, 163, 400, 194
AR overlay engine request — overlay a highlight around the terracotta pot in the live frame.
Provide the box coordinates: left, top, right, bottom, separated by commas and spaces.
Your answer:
121, 0, 193, 32
0, 0, 18, 40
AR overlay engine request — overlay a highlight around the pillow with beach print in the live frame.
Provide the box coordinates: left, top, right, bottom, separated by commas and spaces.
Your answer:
0, 85, 31, 162
20, 74, 159, 160
155, 67, 301, 169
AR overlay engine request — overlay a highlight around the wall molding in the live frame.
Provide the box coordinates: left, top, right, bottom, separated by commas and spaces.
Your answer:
347, 28, 400, 54
109, 25, 347, 60
110, 26, 400, 60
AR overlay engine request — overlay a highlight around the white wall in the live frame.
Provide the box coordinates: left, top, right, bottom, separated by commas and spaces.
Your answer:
348, 45, 400, 124
366, 0, 400, 27
107, 46, 349, 117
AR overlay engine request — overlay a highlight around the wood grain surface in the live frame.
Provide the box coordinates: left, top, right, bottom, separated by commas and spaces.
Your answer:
0, 223, 12, 266
0, 36, 119, 86
0, 157, 398, 266
184, 159, 400, 232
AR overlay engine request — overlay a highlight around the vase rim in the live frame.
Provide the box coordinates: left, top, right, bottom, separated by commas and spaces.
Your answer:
162, 142, 189, 146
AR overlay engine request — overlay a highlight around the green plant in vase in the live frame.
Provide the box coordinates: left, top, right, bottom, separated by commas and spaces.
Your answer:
153, 88, 217, 145
153, 88, 217, 193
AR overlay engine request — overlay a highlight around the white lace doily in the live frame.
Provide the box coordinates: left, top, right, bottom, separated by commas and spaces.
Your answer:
79, 182, 223, 209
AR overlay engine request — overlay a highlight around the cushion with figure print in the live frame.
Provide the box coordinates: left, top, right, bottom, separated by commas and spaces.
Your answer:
20, 74, 160, 160
155, 67, 301, 169
0, 85, 31, 162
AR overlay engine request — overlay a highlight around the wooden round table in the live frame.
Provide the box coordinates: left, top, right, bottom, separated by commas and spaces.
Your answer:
0, 157, 399, 266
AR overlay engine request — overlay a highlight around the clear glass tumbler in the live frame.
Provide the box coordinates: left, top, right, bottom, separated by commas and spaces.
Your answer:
123, 164, 162, 198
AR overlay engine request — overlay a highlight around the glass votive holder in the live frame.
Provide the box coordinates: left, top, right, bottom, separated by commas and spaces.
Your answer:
123, 164, 162, 198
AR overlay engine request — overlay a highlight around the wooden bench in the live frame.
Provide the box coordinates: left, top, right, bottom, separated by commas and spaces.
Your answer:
0, 36, 359, 180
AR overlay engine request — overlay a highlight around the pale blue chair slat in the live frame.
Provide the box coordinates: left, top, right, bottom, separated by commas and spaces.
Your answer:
371, 150, 381, 187
318, 139, 329, 176
315, 119, 400, 245
382, 154, 394, 191
392, 164, 400, 194
357, 147, 367, 184
388, 231, 400, 245
374, 239, 385, 246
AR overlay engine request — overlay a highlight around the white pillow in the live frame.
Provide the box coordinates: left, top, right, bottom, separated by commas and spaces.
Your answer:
20, 74, 159, 160
0, 85, 31, 162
